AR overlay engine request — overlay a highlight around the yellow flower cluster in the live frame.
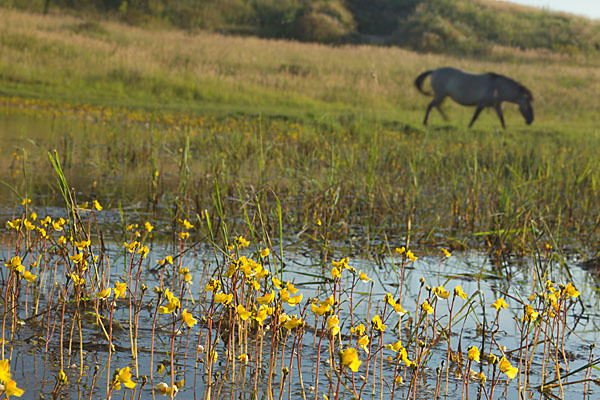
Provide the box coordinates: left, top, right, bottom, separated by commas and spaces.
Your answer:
0, 359, 24, 397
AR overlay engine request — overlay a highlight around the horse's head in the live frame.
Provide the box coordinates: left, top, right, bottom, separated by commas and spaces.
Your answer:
518, 88, 534, 125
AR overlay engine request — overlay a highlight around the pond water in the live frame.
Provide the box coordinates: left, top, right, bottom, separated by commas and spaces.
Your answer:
1, 221, 598, 400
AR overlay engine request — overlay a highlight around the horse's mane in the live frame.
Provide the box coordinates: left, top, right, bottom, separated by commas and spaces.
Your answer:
488, 72, 533, 101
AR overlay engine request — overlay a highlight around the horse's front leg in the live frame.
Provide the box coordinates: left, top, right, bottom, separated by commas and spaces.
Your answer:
468, 106, 484, 128
494, 104, 506, 129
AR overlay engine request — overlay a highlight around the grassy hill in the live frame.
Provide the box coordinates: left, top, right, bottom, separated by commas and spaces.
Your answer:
2, 0, 600, 57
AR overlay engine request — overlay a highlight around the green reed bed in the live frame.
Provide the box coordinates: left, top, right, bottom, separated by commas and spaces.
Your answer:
2, 97, 600, 256
0, 191, 596, 399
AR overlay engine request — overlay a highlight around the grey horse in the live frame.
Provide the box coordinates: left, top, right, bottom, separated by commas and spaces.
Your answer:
414, 67, 534, 128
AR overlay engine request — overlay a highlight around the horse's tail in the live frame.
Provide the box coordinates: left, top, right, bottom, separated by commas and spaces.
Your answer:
414, 70, 433, 96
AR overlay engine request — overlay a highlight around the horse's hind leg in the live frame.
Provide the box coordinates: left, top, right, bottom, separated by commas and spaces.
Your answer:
468, 106, 484, 128
423, 96, 445, 125
423, 102, 434, 125
494, 104, 506, 129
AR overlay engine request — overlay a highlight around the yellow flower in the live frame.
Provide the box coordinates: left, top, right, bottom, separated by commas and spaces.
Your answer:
4, 378, 24, 397
285, 281, 298, 294
52, 220, 64, 231
326, 315, 340, 335
20, 198, 31, 206
238, 353, 249, 364
399, 347, 412, 367
492, 298, 508, 311
5, 256, 24, 273
69, 252, 84, 264
522, 304, 539, 323
311, 297, 332, 316
70, 274, 84, 286
181, 219, 194, 229
158, 289, 180, 313
97, 288, 112, 299
441, 248, 451, 257
123, 241, 140, 253
280, 288, 303, 306
563, 282, 580, 298
73, 239, 90, 250
0, 359, 12, 383
272, 277, 282, 289
205, 279, 221, 292
236, 236, 250, 248
58, 369, 68, 384
214, 292, 233, 305
237, 304, 251, 321
158, 301, 178, 314
283, 315, 304, 330
179, 267, 192, 283
499, 357, 518, 379
385, 293, 397, 306
477, 372, 486, 384
406, 250, 418, 262
6, 219, 22, 231
279, 313, 290, 324
358, 335, 369, 352
113, 367, 136, 390
260, 248, 270, 258
340, 348, 361, 372
179, 232, 189, 240
114, 282, 127, 299
92, 200, 103, 211
155, 382, 178, 396
331, 267, 341, 279
247, 278, 260, 291
371, 315, 386, 332
157, 256, 174, 266
434, 286, 450, 300
23, 271, 37, 283
36, 227, 47, 238
421, 300, 434, 314
454, 285, 468, 300
144, 221, 154, 232
358, 270, 371, 282
182, 309, 197, 328
395, 247, 405, 255
392, 302, 407, 316
385, 340, 403, 352
252, 307, 269, 326
332, 258, 348, 269
468, 346, 480, 363
256, 291, 275, 305
23, 219, 35, 231
351, 323, 365, 336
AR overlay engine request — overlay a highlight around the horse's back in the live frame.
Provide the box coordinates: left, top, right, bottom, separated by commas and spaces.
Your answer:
430, 67, 492, 106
